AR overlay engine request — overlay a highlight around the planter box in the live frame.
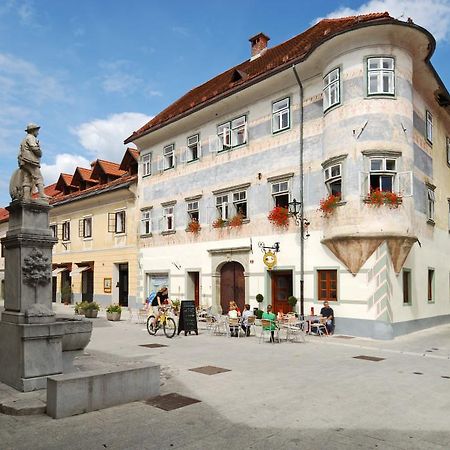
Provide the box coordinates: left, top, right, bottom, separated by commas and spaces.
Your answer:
84, 310, 98, 318
106, 312, 121, 321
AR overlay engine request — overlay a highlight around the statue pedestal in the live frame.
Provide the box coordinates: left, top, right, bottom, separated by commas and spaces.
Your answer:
0, 200, 64, 391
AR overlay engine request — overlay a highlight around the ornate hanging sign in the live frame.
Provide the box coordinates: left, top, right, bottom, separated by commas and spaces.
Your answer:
263, 250, 277, 270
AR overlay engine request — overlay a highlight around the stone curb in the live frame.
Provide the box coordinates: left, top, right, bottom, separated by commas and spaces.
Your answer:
0, 398, 46, 416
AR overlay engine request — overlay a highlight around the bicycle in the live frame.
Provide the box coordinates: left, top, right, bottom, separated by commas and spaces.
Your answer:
146, 306, 177, 338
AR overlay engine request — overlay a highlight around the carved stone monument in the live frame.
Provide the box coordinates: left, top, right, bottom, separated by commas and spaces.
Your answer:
0, 124, 63, 391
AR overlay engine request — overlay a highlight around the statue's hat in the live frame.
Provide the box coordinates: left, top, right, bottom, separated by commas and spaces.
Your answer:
25, 123, 40, 132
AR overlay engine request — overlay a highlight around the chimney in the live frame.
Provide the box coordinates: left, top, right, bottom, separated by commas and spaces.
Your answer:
249, 32, 270, 59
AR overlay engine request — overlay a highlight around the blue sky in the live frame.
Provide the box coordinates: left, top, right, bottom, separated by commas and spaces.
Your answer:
1, 0, 450, 206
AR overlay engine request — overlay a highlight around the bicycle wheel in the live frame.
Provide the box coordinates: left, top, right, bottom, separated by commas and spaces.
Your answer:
163, 317, 176, 338
146, 315, 158, 335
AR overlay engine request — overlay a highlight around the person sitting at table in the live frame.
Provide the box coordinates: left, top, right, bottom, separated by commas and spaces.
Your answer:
228, 301, 239, 337
229, 300, 241, 317
320, 301, 335, 334
241, 304, 254, 337
261, 305, 277, 342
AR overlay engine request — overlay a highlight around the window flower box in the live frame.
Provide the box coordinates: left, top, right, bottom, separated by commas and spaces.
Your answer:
319, 194, 341, 217
364, 189, 402, 209
187, 219, 201, 234
268, 206, 290, 229
212, 217, 226, 229
229, 214, 244, 228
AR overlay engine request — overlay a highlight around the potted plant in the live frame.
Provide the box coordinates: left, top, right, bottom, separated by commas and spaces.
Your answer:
187, 219, 201, 234
106, 304, 122, 321
229, 214, 243, 228
212, 217, 226, 228
171, 298, 181, 315
318, 193, 341, 217
74, 301, 86, 315
268, 206, 290, 228
61, 284, 72, 305
287, 295, 298, 312
84, 301, 100, 318
255, 293, 264, 318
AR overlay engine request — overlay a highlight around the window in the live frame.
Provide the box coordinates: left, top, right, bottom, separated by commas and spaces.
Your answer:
317, 269, 338, 301
187, 201, 199, 222
142, 153, 151, 176
108, 211, 126, 234
323, 68, 340, 111
428, 269, 435, 302
233, 191, 247, 218
426, 110, 433, 144
369, 157, 397, 192
427, 186, 435, 222
78, 217, 92, 239
272, 98, 290, 133
163, 144, 175, 170
50, 224, 57, 239
217, 115, 247, 150
187, 134, 200, 162
216, 194, 229, 220
271, 181, 290, 208
403, 269, 411, 304
141, 209, 152, 235
163, 206, 174, 231
324, 163, 342, 197
62, 221, 70, 241
367, 57, 395, 95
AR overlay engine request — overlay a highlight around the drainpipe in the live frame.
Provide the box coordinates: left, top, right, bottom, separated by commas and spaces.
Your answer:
292, 64, 305, 319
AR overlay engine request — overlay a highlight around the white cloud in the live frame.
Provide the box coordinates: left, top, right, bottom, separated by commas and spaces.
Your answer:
102, 73, 142, 94
41, 153, 91, 185
72, 112, 152, 162
317, 0, 450, 41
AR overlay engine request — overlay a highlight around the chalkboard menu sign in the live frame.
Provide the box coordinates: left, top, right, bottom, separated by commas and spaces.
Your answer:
177, 300, 198, 335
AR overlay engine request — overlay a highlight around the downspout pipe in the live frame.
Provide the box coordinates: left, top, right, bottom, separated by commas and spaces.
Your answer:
292, 64, 305, 319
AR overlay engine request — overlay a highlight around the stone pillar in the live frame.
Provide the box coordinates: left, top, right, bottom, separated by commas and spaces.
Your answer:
0, 200, 64, 391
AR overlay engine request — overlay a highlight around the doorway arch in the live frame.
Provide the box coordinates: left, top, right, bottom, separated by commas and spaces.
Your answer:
220, 261, 245, 314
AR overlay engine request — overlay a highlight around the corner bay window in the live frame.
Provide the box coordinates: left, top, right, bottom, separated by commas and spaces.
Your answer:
217, 115, 247, 151
318, 270, 337, 301
141, 209, 152, 235
369, 158, 396, 192
272, 98, 290, 133
324, 163, 342, 197
367, 57, 395, 95
323, 68, 340, 111
271, 181, 289, 208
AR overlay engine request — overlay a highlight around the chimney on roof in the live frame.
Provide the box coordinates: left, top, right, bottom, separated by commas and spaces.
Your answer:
249, 32, 270, 60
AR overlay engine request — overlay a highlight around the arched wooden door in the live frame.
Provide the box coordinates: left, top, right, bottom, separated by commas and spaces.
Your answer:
220, 262, 245, 314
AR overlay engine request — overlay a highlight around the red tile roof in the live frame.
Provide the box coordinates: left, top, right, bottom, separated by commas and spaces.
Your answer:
95, 159, 126, 177
0, 207, 9, 223
119, 147, 139, 171
44, 183, 60, 197
125, 12, 396, 142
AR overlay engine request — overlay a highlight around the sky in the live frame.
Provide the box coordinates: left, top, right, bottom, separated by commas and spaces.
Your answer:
1, 0, 450, 206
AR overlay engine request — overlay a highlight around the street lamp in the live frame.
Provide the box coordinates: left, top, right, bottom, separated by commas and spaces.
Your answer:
288, 198, 309, 319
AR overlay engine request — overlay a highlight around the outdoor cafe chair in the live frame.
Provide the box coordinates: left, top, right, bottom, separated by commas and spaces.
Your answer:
310, 321, 328, 336
228, 317, 240, 338
244, 315, 256, 336
259, 319, 280, 343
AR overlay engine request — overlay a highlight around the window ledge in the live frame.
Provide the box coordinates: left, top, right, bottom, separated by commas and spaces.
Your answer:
365, 93, 396, 99
187, 158, 200, 164
336, 201, 347, 207
115, 232, 126, 237
140, 233, 153, 238
323, 102, 341, 115
163, 167, 175, 172
83, 237, 93, 241
161, 230, 176, 236
142, 174, 152, 178
427, 219, 435, 226
403, 302, 412, 306
272, 126, 290, 135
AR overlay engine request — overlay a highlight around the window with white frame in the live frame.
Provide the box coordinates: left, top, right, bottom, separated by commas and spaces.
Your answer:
271, 180, 289, 208
324, 163, 342, 197
217, 115, 247, 150
426, 110, 433, 144
427, 186, 435, 222
187, 134, 200, 162
62, 221, 70, 241
163, 206, 174, 231
115, 210, 126, 234
369, 157, 397, 192
78, 217, 92, 239
233, 191, 247, 218
216, 194, 229, 220
141, 209, 152, 235
187, 201, 199, 222
323, 68, 340, 111
272, 98, 290, 133
163, 144, 175, 170
367, 57, 395, 95
50, 224, 57, 239
142, 153, 151, 176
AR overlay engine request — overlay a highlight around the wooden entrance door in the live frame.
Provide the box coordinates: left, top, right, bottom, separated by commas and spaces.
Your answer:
82, 269, 94, 303
220, 262, 245, 314
193, 272, 200, 307
271, 271, 293, 314
118, 264, 129, 306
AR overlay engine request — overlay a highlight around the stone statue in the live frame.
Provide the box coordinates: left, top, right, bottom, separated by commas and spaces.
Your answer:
9, 123, 48, 202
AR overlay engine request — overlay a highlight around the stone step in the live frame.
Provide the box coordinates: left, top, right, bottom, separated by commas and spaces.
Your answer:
0, 398, 46, 416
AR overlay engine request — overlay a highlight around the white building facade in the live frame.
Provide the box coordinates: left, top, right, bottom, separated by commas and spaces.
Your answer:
126, 13, 450, 338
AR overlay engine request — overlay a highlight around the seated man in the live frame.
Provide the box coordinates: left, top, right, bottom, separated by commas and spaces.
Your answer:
261, 305, 277, 342
241, 304, 254, 337
320, 301, 334, 334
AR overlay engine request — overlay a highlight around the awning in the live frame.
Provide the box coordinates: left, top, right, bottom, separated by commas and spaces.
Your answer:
52, 267, 68, 276
69, 266, 90, 277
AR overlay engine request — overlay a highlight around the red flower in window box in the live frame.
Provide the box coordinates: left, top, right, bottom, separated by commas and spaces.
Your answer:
187, 219, 201, 234
318, 193, 341, 217
268, 206, 290, 229
229, 214, 244, 228
364, 189, 402, 208
212, 217, 226, 229
383, 191, 402, 209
